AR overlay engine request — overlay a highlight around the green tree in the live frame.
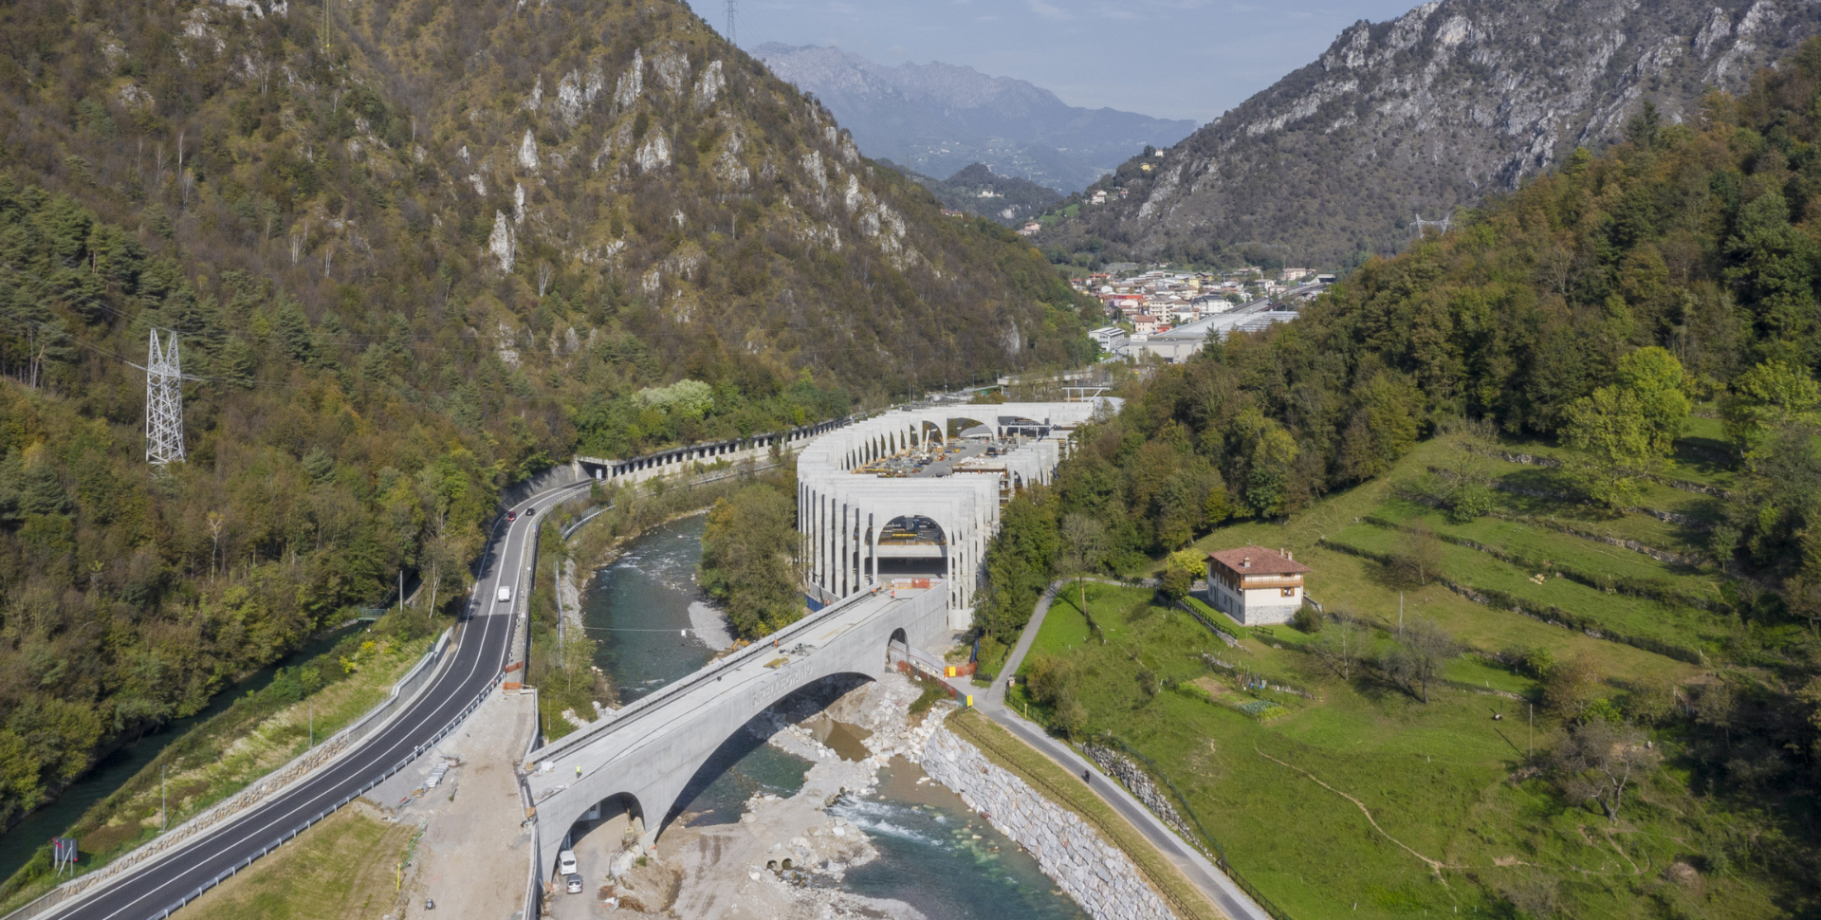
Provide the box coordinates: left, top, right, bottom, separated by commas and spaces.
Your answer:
1160, 549, 1202, 603
1563, 386, 1655, 509
1612, 347, 1690, 455
1721, 360, 1821, 453
1059, 513, 1107, 626
698, 483, 803, 638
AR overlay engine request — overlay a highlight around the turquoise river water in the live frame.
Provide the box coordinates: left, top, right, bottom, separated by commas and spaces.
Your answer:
581, 515, 1087, 920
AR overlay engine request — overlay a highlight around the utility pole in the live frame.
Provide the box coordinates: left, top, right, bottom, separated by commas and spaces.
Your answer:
145, 330, 185, 465
161, 765, 166, 833
310, 700, 314, 748
1398, 592, 1404, 636
1528, 703, 1533, 758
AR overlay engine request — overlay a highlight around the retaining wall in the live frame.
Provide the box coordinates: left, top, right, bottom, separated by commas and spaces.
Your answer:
920, 724, 1177, 920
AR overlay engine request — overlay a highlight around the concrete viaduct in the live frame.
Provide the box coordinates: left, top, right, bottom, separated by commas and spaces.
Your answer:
796, 401, 1112, 619
522, 586, 948, 881
524, 399, 1114, 886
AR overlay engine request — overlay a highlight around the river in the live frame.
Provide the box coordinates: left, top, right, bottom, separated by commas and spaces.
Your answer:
580, 515, 1088, 920
0, 624, 356, 884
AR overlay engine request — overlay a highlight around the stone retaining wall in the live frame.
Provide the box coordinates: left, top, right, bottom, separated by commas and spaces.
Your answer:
920, 724, 1177, 920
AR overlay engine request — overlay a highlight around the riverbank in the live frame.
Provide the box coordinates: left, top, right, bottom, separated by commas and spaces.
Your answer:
556, 673, 962, 920
0, 615, 441, 914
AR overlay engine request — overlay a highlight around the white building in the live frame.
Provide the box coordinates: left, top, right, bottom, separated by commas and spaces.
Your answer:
797, 401, 1116, 626
1088, 326, 1127, 352
1204, 546, 1311, 625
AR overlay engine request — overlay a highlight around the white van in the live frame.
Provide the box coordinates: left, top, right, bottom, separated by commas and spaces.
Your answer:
496, 585, 513, 603
558, 849, 578, 876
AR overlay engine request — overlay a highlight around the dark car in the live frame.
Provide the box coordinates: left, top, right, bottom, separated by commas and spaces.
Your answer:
525, 507, 536, 517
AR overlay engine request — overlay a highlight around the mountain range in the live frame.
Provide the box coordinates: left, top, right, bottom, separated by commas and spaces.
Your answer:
1037, 0, 1821, 267
754, 43, 1197, 193
0, 0, 1092, 830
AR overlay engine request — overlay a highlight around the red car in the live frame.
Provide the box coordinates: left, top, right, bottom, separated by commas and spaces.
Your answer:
506, 511, 517, 522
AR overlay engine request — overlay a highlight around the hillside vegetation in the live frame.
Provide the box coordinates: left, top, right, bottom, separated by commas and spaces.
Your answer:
978, 39, 1821, 918
0, 0, 1092, 833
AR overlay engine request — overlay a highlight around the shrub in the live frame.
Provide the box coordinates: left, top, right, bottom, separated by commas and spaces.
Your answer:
1291, 605, 1324, 633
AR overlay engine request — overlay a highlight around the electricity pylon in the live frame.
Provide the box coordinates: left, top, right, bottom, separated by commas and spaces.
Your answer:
724, 0, 737, 46
146, 330, 186, 464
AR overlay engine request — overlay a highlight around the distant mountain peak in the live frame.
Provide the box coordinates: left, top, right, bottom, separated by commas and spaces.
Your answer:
755, 43, 1194, 192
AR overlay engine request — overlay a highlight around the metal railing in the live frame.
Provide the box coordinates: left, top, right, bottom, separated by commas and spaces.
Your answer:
531, 583, 925, 765
6, 627, 459, 920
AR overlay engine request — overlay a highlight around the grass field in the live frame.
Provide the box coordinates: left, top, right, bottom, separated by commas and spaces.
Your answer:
1003, 433, 1782, 918
1013, 582, 1771, 919
178, 806, 414, 920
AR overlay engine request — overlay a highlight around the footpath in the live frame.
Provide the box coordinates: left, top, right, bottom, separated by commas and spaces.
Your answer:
958, 580, 1270, 920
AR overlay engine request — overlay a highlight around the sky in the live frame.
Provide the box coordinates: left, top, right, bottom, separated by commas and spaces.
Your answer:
687, 0, 1421, 124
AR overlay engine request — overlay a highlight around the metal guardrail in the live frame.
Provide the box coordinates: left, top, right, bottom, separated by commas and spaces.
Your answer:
3, 627, 457, 920
139, 672, 507, 920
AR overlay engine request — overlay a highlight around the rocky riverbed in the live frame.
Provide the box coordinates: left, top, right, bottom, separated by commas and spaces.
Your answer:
577, 672, 945, 920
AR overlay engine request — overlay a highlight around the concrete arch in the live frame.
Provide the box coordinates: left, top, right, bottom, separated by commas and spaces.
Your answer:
528, 587, 950, 879
658, 672, 873, 829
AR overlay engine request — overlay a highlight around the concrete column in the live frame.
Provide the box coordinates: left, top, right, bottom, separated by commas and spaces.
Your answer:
839, 500, 851, 597
814, 490, 826, 591
820, 492, 832, 596
868, 513, 879, 588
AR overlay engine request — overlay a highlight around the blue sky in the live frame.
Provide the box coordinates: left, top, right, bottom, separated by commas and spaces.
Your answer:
689, 0, 1420, 124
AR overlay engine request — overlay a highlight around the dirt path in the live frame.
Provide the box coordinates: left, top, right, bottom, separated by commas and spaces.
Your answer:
1253, 747, 1456, 877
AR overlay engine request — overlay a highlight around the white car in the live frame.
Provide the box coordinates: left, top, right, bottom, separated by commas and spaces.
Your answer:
558, 849, 578, 876
565, 873, 584, 894
496, 585, 513, 603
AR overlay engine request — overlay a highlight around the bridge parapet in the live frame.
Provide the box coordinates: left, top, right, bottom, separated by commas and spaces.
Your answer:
522, 586, 949, 879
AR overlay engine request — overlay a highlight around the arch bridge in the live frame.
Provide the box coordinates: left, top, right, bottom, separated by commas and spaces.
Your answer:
522, 585, 948, 883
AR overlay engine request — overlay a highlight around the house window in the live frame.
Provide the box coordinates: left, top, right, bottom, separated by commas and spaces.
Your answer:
1280, 587, 1296, 597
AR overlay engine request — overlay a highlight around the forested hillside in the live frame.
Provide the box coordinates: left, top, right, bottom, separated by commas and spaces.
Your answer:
980, 40, 1821, 910
0, 0, 1091, 827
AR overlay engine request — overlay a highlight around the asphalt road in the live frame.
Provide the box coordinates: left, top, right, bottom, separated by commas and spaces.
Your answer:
42, 481, 591, 920
974, 579, 1270, 920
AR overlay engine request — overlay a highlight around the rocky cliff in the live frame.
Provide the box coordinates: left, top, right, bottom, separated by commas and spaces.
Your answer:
1041, 0, 1821, 267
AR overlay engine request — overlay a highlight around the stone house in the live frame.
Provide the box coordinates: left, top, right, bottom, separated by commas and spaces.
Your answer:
1204, 546, 1311, 625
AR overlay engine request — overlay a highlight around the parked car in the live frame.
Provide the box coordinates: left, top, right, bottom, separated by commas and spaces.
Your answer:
558, 850, 578, 875
565, 874, 584, 894
496, 585, 513, 603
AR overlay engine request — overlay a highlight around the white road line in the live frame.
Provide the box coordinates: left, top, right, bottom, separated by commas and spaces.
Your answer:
70, 482, 591, 920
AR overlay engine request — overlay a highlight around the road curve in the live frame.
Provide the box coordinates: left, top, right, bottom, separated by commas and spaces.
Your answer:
41, 481, 589, 920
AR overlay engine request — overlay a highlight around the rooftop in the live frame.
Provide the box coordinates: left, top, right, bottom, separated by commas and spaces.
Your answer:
1207, 546, 1312, 576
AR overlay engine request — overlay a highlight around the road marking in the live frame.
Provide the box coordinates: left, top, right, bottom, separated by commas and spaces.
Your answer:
71, 483, 591, 920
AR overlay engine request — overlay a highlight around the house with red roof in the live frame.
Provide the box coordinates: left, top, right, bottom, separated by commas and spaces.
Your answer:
1205, 546, 1312, 625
